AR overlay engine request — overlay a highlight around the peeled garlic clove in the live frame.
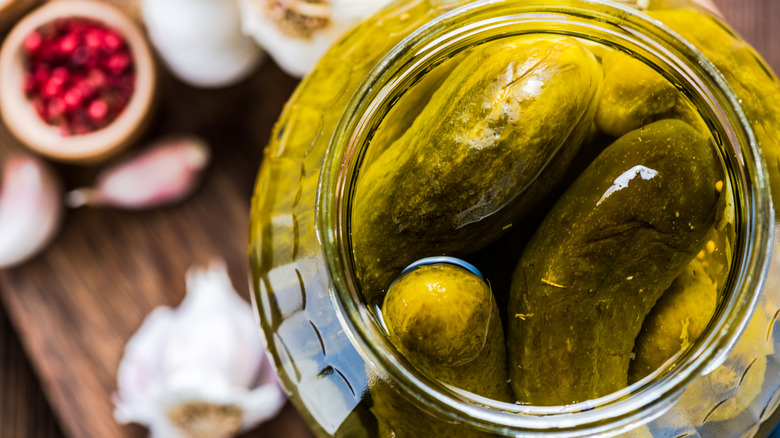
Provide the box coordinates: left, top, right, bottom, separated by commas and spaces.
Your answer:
0, 153, 63, 268
66, 135, 210, 209
115, 260, 286, 438
239, 0, 393, 77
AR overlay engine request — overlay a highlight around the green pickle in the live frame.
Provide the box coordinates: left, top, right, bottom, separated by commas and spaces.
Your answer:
353, 36, 602, 301
363, 52, 463, 166
629, 258, 718, 383
596, 50, 680, 137
506, 120, 722, 405
372, 263, 511, 437
382, 264, 511, 400
648, 7, 780, 218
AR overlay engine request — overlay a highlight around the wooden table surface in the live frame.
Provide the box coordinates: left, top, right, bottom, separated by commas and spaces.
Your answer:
1, 0, 779, 437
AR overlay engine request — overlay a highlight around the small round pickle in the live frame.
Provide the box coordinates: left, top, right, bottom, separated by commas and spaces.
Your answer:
382, 263, 511, 400
507, 119, 723, 406
353, 36, 602, 302
629, 259, 718, 383
596, 50, 679, 137
372, 262, 511, 438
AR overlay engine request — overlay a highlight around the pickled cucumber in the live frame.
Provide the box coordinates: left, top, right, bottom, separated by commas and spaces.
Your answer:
629, 259, 718, 383
364, 52, 465, 166
508, 119, 723, 405
382, 263, 512, 400
352, 36, 602, 301
649, 7, 780, 218
596, 50, 679, 137
372, 263, 510, 437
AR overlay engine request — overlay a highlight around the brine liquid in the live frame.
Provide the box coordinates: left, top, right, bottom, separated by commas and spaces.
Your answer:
350, 34, 738, 403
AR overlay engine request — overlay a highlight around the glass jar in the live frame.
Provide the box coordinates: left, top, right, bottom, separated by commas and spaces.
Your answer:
249, 0, 780, 436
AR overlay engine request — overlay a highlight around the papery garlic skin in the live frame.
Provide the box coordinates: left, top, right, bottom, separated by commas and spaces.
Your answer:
66, 135, 210, 209
0, 154, 62, 268
143, 0, 265, 88
239, 0, 393, 78
114, 261, 286, 438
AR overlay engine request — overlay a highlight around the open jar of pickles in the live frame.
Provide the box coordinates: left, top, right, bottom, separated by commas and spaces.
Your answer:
249, 0, 780, 436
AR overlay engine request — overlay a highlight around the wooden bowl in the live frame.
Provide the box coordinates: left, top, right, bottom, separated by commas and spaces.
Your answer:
0, 0, 156, 163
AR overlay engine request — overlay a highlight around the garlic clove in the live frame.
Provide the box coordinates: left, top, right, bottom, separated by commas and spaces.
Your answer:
0, 153, 63, 268
114, 260, 286, 437
66, 135, 211, 210
238, 0, 393, 78
114, 307, 175, 421
142, 0, 265, 88
164, 262, 266, 390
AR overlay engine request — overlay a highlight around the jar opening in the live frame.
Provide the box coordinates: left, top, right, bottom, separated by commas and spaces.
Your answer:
319, 0, 773, 435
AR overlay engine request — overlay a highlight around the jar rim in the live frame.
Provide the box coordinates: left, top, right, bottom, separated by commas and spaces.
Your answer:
319, 0, 774, 435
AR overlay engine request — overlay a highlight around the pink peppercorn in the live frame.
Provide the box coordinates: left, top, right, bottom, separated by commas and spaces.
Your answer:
88, 99, 108, 120
23, 32, 42, 53
62, 88, 83, 109
58, 33, 79, 54
42, 78, 62, 98
106, 52, 130, 74
21, 18, 136, 136
84, 29, 102, 49
102, 32, 122, 52
50, 67, 69, 84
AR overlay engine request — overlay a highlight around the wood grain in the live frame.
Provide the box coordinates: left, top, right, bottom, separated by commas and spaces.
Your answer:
0, 302, 64, 438
0, 0, 778, 437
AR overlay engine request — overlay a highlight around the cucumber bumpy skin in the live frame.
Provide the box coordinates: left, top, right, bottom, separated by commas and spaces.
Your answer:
648, 7, 780, 219
508, 119, 723, 405
595, 50, 679, 137
382, 263, 512, 400
372, 263, 511, 438
629, 258, 718, 383
352, 36, 602, 302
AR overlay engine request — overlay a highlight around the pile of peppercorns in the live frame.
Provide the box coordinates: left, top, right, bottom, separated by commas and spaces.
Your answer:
22, 18, 135, 136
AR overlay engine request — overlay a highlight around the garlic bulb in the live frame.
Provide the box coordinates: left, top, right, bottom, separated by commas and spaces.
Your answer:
114, 261, 286, 438
0, 153, 63, 268
142, 0, 265, 88
239, 0, 393, 78
66, 135, 210, 209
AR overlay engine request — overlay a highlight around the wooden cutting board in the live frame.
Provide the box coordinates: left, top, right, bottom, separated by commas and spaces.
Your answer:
0, 40, 315, 438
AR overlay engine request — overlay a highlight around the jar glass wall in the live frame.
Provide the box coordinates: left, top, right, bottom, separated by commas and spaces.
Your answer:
249, 1, 780, 436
